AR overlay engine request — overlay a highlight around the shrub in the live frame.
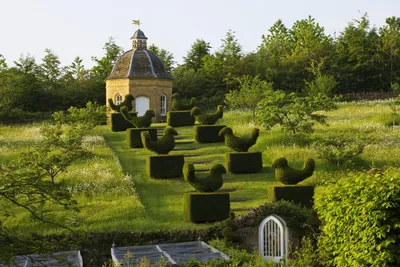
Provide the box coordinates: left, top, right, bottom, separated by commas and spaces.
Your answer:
146, 155, 184, 179
108, 94, 135, 112
52, 101, 106, 128
268, 185, 315, 208
167, 111, 195, 127
313, 135, 365, 166
193, 125, 226, 143
315, 168, 400, 267
171, 93, 196, 111
184, 192, 230, 223
225, 152, 262, 174
111, 113, 136, 132
191, 105, 223, 125
183, 163, 226, 192
127, 128, 157, 148
271, 158, 315, 185
221, 212, 240, 244
141, 127, 177, 155
219, 127, 259, 152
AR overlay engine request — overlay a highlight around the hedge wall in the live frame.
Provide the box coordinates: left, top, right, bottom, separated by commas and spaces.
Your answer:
226, 152, 262, 174
127, 128, 157, 148
111, 113, 136, 132
193, 125, 226, 143
146, 154, 184, 179
167, 111, 195, 127
184, 192, 230, 223
268, 185, 315, 208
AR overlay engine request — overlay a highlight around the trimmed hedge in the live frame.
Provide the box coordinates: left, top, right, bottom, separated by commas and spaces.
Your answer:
146, 154, 184, 179
110, 113, 136, 132
167, 111, 195, 127
141, 127, 177, 155
184, 192, 230, 223
127, 128, 157, 148
268, 185, 315, 208
226, 152, 262, 174
193, 125, 226, 143
272, 158, 315, 185
191, 105, 223, 125
219, 127, 260, 152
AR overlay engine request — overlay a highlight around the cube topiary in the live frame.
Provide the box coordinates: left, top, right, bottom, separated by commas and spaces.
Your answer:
184, 192, 230, 223
268, 185, 315, 208
127, 128, 157, 148
167, 111, 195, 127
146, 154, 184, 179
111, 113, 136, 132
271, 158, 315, 185
193, 125, 226, 143
226, 152, 262, 174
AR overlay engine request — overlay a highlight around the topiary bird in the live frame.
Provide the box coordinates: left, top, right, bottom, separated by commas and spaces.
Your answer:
191, 105, 224, 125
184, 163, 227, 192
171, 93, 196, 111
121, 106, 154, 128
108, 94, 135, 112
141, 126, 178, 155
271, 157, 315, 185
218, 127, 260, 152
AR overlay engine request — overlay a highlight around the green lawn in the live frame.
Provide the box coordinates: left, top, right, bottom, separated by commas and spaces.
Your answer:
2, 100, 400, 235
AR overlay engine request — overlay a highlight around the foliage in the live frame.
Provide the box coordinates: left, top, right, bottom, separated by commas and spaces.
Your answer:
221, 212, 240, 244
167, 111, 195, 127
315, 168, 400, 267
193, 125, 225, 143
225, 75, 272, 118
184, 192, 230, 223
271, 158, 315, 185
313, 135, 365, 166
52, 101, 106, 128
257, 91, 336, 135
225, 152, 263, 174
268, 185, 315, 208
108, 94, 135, 112
183, 39, 211, 71
141, 127, 177, 155
127, 128, 157, 148
304, 59, 337, 97
148, 44, 175, 73
171, 93, 196, 111
191, 105, 223, 125
183, 163, 226, 192
121, 107, 155, 128
219, 127, 260, 152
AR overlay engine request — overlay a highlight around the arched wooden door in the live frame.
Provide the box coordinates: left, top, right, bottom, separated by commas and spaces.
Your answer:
136, 96, 149, 116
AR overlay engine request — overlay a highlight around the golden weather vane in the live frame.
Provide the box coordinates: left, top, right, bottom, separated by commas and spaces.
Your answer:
132, 19, 141, 29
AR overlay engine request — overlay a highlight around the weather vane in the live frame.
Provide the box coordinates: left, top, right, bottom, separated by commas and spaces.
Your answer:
132, 19, 141, 29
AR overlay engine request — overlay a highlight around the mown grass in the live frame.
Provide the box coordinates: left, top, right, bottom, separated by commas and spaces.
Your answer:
1, 100, 400, 235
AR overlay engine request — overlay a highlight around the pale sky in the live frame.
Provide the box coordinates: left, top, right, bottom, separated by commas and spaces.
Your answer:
1, 0, 399, 68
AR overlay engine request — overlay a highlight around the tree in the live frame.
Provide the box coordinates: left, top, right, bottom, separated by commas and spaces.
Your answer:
183, 39, 211, 71
148, 44, 175, 73
91, 37, 123, 79
304, 59, 338, 96
257, 91, 336, 135
225, 75, 272, 118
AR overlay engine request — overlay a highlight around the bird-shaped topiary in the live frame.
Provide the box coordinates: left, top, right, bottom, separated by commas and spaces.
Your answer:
121, 106, 155, 128
171, 93, 196, 111
191, 105, 224, 125
141, 126, 178, 155
108, 94, 135, 112
183, 163, 227, 192
219, 127, 260, 152
271, 157, 315, 185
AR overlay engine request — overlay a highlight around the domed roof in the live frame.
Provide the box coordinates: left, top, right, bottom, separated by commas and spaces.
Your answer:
106, 29, 172, 80
106, 49, 173, 80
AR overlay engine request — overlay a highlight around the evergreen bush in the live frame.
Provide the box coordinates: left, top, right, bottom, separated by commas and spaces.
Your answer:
193, 125, 226, 143
225, 152, 262, 173
146, 155, 184, 179
167, 111, 195, 127
190, 105, 223, 125
127, 128, 157, 148
111, 113, 136, 132
184, 192, 230, 223
272, 158, 315, 185
268, 185, 315, 208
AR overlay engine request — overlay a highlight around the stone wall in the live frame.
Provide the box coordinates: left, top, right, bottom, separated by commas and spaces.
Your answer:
106, 78, 173, 122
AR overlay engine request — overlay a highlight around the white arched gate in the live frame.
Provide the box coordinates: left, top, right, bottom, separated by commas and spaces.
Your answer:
258, 215, 288, 263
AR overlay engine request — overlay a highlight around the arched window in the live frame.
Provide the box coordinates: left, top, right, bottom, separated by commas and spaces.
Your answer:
115, 94, 123, 105
160, 94, 167, 116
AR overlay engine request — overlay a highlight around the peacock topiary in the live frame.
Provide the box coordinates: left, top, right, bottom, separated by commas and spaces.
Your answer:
183, 163, 226, 192
141, 126, 178, 155
121, 106, 154, 128
171, 93, 196, 111
191, 105, 223, 125
271, 157, 315, 185
108, 94, 135, 112
219, 127, 260, 152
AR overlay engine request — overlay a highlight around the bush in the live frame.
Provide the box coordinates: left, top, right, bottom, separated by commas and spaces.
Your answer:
271, 158, 315, 185
167, 111, 195, 127
52, 101, 106, 127
268, 185, 315, 208
225, 152, 262, 174
315, 168, 400, 267
193, 125, 226, 143
313, 135, 365, 166
110, 113, 136, 132
191, 105, 223, 125
146, 155, 184, 179
184, 192, 230, 223
127, 128, 157, 148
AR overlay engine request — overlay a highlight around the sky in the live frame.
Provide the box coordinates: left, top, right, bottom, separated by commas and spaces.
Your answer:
1, 0, 399, 68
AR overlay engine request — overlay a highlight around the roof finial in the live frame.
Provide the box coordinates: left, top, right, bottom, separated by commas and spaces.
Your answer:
132, 19, 141, 29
